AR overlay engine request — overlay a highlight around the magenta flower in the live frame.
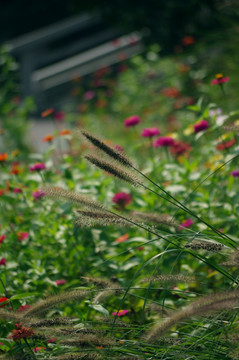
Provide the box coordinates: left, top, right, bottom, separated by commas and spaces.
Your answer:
141, 127, 161, 138
231, 170, 239, 178
0, 235, 6, 243
17, 305, 31, 312
112, 309, 129, 316
17, 232, 29, 242
194, 120, 209, 133
84, 90, 95, 100
114, 144, 124, 152
112, 192, 132, 208
0, 258, 6, 266
55, 279, 66, 286
48, 338, 57, 343
211, 74, 229, 85
32, 190, 45, 200
124, 115, 140, 127
54, 111, 65, 122
12, 188, 22, 193
153, 136, 175, 147
178, 219, 194, 229
29, 162, 46, 172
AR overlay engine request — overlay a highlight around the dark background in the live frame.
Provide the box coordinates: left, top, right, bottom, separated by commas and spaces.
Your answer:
1, 0, 239, 53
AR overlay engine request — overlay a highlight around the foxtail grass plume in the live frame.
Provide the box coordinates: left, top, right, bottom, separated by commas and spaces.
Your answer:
141, 274, 195, 284
75, 210, 130, 227
145, 290, 239, 343
84, 154, 141, 186
22, 290, 87, 318
185, 241, 224, 251
132, 211, 178, 227
42, 186, 104, 211
80, 129, 133, 167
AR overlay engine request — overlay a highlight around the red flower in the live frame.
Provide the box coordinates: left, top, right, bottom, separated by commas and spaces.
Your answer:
161, 87, 181, 98
112, 192, 132, 208
170, 141, 192, 157
0, 258, 6, 266
181, 36, 195, 46
0, 297, 8, 308
11, 323, 34, 341
17, 232, 29, 242
153, 136, 175, 147
194, 120, 209, 133
211, 74, 229, 85
216, 139, 235, 150
124, 115, 140, 127
12, 188, 22, 193
54, 111, 65, 122
0, 235, 6, 243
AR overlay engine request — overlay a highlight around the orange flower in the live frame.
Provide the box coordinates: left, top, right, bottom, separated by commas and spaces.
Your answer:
11, 323, 34, 341
42, 134, 54, 142
11, 164, 22, 175
41, 108, 54, 118
115, 234, 129, 243
59, 129, 72, 136
0, 153, 8, 162
181, 36, 195, 46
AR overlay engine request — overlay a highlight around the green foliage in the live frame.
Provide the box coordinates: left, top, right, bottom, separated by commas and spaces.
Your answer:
1, 42, 239, 359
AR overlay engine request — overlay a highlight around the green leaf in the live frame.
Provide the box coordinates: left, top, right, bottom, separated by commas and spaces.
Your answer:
88, 304, 109, 317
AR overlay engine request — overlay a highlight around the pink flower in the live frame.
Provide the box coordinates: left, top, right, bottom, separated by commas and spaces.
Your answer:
48, 338, 57, 343
124, 115, 140, 127
12, 188, 22, 193
231, 170, 239, 177
17, 232, 29, 242
112, 309, 129, 316
141, 127, 161, 137
0, 235, 6, 243
114, 144, 124, 152
84, 91, 95, 100
0, 258, 6, 266
54, 111, 65, 122
55, 279, 66, 286
153, 136, 175, 147
33, 347, 46, 352
32, 190, 45, 200
112, 192, 132, 208
178, 219, 194, 229
29, 162, 46, 172
194, 120, 209, 133
211, 74, 229, 85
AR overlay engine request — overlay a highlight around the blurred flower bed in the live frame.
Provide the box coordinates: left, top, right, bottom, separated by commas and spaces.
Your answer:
1, 40, 239, 359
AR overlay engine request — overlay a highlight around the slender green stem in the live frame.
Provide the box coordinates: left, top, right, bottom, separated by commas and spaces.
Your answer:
23, 338, 37, 360
131, 165, 237, 248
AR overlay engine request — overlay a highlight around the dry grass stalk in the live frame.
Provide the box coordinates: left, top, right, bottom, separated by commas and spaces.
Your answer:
84, 154, 141, 186
145, 290, 239, 343
75, 210, 130, 227
80, 129, 133, 167
42, 186, 104, 211
185, 241, 224, 251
